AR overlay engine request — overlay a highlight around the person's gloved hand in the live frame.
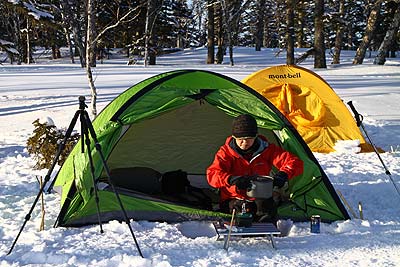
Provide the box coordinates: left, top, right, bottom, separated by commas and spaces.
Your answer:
228, 176, 252, 190
272, 171, 288, 188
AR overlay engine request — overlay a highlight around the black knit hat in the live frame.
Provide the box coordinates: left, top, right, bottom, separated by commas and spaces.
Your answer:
232, 114, 258, 138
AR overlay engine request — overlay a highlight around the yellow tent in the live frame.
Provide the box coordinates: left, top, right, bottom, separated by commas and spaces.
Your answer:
242, 65, 374, 153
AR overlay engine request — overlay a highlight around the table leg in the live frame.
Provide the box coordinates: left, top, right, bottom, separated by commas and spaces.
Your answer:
268, 234, 276, 249
223, 235, 229, 250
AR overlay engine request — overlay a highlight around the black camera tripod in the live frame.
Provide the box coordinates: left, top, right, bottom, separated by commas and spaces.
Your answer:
8, 96, 143, 257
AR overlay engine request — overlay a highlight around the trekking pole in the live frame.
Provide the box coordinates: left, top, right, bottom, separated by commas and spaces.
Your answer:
347, 101, 400, 197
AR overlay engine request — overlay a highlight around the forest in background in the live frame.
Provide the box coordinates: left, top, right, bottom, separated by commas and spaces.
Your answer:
1, 0, 399, 115
1, 0, 399, 67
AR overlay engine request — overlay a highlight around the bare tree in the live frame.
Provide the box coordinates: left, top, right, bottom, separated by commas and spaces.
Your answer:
86, 0, 98, 115
85, 3, 143, 116
220, 0, 251, 66
314, 0, 326, 68
144, 0, 160, 66
353, 1, 383, 64
59, 0, 75, 64
59, 0, 86, 67
374, 2, 400, 65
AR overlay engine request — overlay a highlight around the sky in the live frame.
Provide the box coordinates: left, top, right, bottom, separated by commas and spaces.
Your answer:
0, 47, 399, 266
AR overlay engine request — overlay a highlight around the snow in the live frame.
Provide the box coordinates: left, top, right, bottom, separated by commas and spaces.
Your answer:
0, 39, 14, 46
7, 1, 54, 21
1, 47, 400, 266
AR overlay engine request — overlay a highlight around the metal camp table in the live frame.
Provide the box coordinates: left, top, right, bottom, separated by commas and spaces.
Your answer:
213, 221, 281, 250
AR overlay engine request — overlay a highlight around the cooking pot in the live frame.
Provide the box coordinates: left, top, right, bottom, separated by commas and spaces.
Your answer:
246, 175, 274, 199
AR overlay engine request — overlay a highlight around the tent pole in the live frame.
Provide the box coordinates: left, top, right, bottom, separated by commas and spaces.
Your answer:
81, 98, 144, 258
347, 101, 400, 198
7, 107, 81, 255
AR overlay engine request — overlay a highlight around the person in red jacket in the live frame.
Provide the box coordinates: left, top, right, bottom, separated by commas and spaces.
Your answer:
207, 114, 303, 221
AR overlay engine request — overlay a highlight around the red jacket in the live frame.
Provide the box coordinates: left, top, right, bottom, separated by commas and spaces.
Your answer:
206, 135, 303, 202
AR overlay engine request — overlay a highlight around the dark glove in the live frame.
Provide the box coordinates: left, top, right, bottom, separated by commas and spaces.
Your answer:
272, 171, 288, 188
228, 176, 252, 190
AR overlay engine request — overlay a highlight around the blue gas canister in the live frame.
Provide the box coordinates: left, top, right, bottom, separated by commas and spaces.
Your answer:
310, 215, 321, 233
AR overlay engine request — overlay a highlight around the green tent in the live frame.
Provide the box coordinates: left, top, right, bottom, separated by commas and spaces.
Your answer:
53, 69, 349, 227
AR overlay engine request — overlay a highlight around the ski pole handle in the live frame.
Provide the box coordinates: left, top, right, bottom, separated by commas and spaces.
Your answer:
347, 101, 362, 127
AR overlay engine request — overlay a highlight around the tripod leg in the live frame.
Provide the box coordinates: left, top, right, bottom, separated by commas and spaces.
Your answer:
82, 116, 104, 233
82, 111, 144, 258
47, 111, 82, 193
8, 110, 81, 255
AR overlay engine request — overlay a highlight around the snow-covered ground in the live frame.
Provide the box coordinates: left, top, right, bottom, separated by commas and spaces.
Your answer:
0, 47, 400, 266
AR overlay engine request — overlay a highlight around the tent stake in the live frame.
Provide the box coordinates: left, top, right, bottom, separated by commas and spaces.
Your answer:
348, 101, 400, 198
358, 201, 364, 220
38, 176, 45, 231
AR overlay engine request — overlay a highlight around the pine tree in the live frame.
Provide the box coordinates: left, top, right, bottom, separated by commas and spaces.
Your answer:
27, 119, 79, 170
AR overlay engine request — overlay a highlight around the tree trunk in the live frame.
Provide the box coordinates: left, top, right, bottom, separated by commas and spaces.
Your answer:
314, 0, 326, 68
207, 0, 215, 64
215, 4, 224, 64
86, 0, 98, 116
223, 3, 234, 66
66, 0, 85, 67
228, 44, 234, 66
374, 3, 400, 65
12, 7, 22, 65
144, 0, 158, 66
296, 1, 306, 48
286, 0, 295, 65
88, 1, 97, 68
255, 0, 266, 51
332, 0, 345, 64
65, 31, 75, 64
144, 0, 151, 67
353, 2, 382, 64
26, 19, 31, 64
224, 0, 251, 65
52, 46, 61, 59
59, 1, 75, 64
